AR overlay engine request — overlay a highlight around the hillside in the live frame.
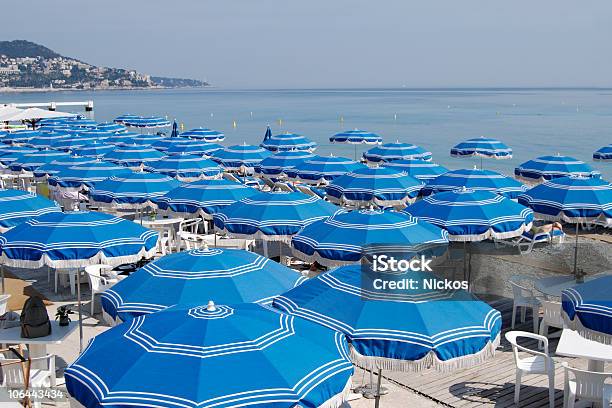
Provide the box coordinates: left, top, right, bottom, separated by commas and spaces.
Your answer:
0, 40, 208, 90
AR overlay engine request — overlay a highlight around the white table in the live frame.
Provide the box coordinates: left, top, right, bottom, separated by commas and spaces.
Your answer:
141, 218, 184, 254
535, 273, 609, 297
556, 328, 612, 372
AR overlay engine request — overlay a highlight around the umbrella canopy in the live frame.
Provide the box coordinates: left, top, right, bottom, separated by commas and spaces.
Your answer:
0, 189, 61, 232
214, 191, 338, 241
422, 168, 527, 199
517, 176, 612, 226
65, 302, 352, 408
255, 150, 315, 179
288, 155, 365, 185
260, 133, 317, 152
123, 116, 171, 128
450, 137, 512, 159
151, 137, 191, 152
273, 265, 501, 372
71, 141, 115, 158
292, 209, 449, 267
330, 129, 382, 144
165, 141, 223, 156
155, 179, 258, 220
180, 127, 225, 142
113, 114, 140, 124
104, 144, 166, 168
2, 129, 43, 144
49, 161, 133, 191
382, 159, 449, 181
105, 131, 141, 146
405, 188, 534, 241
78, 129, 114, 140
101, 248, 306, 321
0, 108, 76, 124
363, 142, 432, 163
95, 122, 127, 133
60, 117, 98, 128
593, 144, 612, 161
90, 172, 180, 209
210, 144, 272, 171
131, 133, 166, 146
26, 131, 71, 149
562, 275, 612, 344
145, 154, 222, 182
50, 134, 102, 151
170, 120, 178, 138
326, 166, 424, 208
0, 211, 157, 269
33, 156, 96, 179
0, 146, 38, 164
8, 150, 71, 172
515, 155, 601, 183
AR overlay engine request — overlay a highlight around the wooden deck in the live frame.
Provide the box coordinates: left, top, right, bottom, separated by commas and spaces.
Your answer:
376, 295, 596, 408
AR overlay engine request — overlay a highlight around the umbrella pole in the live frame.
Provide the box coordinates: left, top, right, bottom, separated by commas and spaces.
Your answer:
573, 223, 579, 277
374, 368, 383, 408
354, 144, 357, 161
1, 264, 4, 294
77, 268, 83, 352
463, 241, 468, 281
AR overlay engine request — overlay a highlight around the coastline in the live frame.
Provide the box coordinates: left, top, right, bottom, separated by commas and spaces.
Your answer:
0, 85, 212, 94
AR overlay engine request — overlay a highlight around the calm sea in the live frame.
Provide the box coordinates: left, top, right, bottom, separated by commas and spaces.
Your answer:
3, 88, 611, 179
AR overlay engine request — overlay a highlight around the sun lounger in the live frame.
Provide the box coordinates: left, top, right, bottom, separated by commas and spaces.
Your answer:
495, 228, 565, 254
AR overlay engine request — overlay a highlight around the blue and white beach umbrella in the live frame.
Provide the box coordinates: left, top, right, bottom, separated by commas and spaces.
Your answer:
423, 168, 527, 199
101, 248, 306, 321
49, 161, 133, 192
33, 156, 96, 179
210, 144, 272, 172
0, 189, 61, 232
77, 129, 114, 140
60, 117, 98, 128
260, 133, 317, 152
3, 130, 43, 144
145, 154, 222, 182
105, 131, 141, 146
155, 179, 258, 220
405, 188, 534, 241
113, 114, 140, 124
123, 116, 171, 128
104, 144, 166, 168
0, 146, 38, 165
165, 141, 223, 156
8, 150, 71, 172
450, 137, 512, 159
71, 142, 115, 158
180, 127, 225, 142
151, 137, 191, 152
562, 275, 612, 344
50, 135, 101, 151
326, 166, 424, 207
593, 145, 612, 162
518, 176, 612, 227
363, 142, 432, 163
292, 209, 448, 267
26, 131, 71, 149
515, 155, 601, 183
255, 150, 315, 179
90, 172, 180, 209
274, 265, 501, 372
0, 211, 157, 269
214, 191, 338, 241
65, 302, 353, 408
131, 133, 166, 146
95, 122, 127, 134
289, 155, 365, 185
330, 129, 382, 144
382, 159, 449, 181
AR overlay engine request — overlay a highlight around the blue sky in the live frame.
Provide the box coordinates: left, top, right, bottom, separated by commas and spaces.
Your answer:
3, 0, 612, 88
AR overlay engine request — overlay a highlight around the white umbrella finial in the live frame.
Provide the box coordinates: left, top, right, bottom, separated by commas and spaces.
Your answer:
207, 300, 216, 312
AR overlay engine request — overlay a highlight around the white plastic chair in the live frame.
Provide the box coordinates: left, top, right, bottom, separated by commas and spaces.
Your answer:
510, 275, 541, 333
85, 265, 117, 315
0, 354, 56, 408
506, 331, 556, 408
0, 294, 11, 329
562, 362, 612, 408
539, 300, 564, 349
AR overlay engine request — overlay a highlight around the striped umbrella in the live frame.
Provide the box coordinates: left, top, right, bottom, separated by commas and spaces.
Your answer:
26, 131, 71, 149
165, 141, 223, 156
451, 137, 512, 160
288, 155, 365, 185
105, 131, 142, 146
77, 129, 114, 140
71, 142, 115, 158
325, 166, 424, 208
95, 122, 128, 133
423, 168, 527, 199
8, 150, 72, 172
562, 275, 612, 344
330, 129, 382, 144
260, 133, 317, 152
292, 209, 448, 267
151, 137, 191, 152
49, 161, 133, 192
593, 145, 612, 161
60, 117, 98, 128
405, 188, 534, 241
104, 144, 166, 168
180, 128, 225, 142
155, 179, 258, 220
65, 302, 352, 408
515, 155, 601, 183
123, 116, 171, 128
382, 159, 448, 181
113, 114, 140, 124
0, 189, 61, 232
2, 130, 42, 144
210, 144, 271, 172
131, 133, 166, 146
214, 191, 338, 241
33, 156, 96, 179
101, 248, 306, 321
90, 172, 180, 209
363, 142, 432, 163
145, 154, 222, 182
255, 150, 315, 179
0, 146, 38, 165
50, 135, 102, 151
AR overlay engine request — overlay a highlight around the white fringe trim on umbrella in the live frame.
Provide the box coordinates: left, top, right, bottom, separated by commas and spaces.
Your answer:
532, 212, 609, 226
317, 377, 352, 408
0, 246, 156, 270
215, 228, 294, 243
90, 199, 159, 211
349, 334, 500, 373
326, 195, 415, 209
446, 222, 533, 242
291, 247, 354, 268
562, 312, 612, 345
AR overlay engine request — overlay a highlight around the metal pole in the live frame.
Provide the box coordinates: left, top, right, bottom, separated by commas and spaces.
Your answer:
573, 223, 579, 276
374, 368, 383, 408
77, 268, 83, 352
1, 264, 4, 294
